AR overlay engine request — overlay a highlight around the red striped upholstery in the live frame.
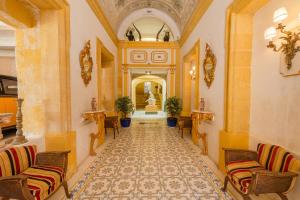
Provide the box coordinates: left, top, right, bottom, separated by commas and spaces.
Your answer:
22, 165, 65, 200
0, 145, 37, 177
226, 160, 264, 194
257, 143, 300, 173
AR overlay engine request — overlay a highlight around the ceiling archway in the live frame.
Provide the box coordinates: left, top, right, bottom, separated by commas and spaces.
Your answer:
117, 8, 181, 41
97, 0, 198, 33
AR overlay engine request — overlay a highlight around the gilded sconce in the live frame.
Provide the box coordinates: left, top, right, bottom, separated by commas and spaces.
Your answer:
80, 40, 93, 86
203, 43, 216, 88
264, 7, 300, 70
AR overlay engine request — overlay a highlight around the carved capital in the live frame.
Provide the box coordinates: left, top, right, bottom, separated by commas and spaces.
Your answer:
123, 65, 128, 73
169, 66, 176, 74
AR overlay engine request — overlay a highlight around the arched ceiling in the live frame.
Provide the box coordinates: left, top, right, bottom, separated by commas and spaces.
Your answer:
97, 0, 198, 33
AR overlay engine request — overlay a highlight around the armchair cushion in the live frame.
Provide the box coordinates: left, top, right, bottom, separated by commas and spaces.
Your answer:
0, 145, 37, 177
257, 143, 300, 173
22, 165, 65, 200
226, 160, 264, 194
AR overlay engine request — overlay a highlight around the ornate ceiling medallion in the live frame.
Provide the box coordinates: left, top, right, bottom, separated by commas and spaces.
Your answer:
79, 40, 93, 86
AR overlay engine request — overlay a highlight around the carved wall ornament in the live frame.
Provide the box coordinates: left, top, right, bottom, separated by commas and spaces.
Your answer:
203, 43, 216, 88
80, 40, 93, 86
130, 50, 147, 63
151, 51, 168, 63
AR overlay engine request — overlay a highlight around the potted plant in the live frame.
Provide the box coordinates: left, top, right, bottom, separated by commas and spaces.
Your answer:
165, 96, 182, 127
116, 96, 134, 127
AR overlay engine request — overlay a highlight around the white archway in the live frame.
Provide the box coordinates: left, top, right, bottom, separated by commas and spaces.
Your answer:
131, 75, 166, 111
117, 8, 181, 40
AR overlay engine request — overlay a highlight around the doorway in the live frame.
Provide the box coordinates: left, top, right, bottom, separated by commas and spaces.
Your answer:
97, 38, 115, 111
182, 40, 200, 115
131, 75, 166, 112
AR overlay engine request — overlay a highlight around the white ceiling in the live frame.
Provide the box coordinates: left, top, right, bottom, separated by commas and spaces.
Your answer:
98, 0, 198, 34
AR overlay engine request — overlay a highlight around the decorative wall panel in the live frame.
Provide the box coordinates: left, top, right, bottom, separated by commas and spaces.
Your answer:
151, 51, 168, 63
126, 48, 171, 65
130, 50, 147, 63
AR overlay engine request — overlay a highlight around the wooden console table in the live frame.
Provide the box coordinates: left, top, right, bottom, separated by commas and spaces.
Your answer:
191, 111, 214, 155
82, 111, 105, 156
0, 113, 13, 140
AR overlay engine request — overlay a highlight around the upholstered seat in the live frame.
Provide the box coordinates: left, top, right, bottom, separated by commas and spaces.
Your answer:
226, 160, 264, 194
222, 143, 300, 200
22, 166, 65, 200
0, 145, 70, 200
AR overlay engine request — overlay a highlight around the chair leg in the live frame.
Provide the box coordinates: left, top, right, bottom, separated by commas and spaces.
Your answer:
113, 129, 115, 139
277, 193, 288, 200
62, 180, 71, 198
221, 176, 229, 192
181, 129, 184, 138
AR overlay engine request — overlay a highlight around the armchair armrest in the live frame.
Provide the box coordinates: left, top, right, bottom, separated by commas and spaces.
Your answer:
251, 170, 298, 194
223, 148, 258, 166
36, 151, 70, 173
0, 175, 34, 200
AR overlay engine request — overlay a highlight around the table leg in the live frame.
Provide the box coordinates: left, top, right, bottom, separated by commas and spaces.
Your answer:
199, 132, 208, 155
89, 132, 98, 156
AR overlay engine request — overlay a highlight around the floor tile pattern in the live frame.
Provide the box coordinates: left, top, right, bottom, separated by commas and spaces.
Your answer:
70, 119, 234, 200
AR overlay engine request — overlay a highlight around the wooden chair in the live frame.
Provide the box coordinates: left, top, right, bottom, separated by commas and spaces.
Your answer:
178, 116, 192, 138
0, 145, 70, 200
104, 114, 119, 139
222, 143, 300, 200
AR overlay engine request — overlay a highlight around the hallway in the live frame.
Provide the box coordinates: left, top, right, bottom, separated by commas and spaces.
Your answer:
69, 119, 233, 200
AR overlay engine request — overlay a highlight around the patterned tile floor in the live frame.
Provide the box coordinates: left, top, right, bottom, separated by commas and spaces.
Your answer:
69, 119, 234, 200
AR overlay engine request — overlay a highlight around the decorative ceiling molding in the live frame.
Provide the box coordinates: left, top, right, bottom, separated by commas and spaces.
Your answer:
87, 0, 213, 47
179, 0, 213, 46
86, 0, 118, 46
0, 0, 36, 28
98, 0, 198, 32
117, 8, 181, 40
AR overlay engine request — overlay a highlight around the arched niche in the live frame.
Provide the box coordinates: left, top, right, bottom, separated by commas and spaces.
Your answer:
117, 8, 181, 40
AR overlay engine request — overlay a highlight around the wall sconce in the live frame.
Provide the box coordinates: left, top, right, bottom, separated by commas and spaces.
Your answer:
264, 7, 300, 70
189, 63, 196, 80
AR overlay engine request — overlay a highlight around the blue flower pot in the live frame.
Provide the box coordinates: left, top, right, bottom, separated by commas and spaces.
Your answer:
120, 118, 131, 127
167, 117, 177, 127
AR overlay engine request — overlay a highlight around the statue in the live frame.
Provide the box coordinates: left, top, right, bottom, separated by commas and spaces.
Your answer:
126, 29, 135, 41
145, 91, 156, 106
164, 31, 170, 42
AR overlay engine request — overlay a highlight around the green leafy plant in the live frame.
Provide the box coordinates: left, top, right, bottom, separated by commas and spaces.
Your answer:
165, 96, 182, 118
115, 96, 134, 119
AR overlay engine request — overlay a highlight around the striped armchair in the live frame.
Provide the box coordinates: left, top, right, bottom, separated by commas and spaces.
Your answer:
0, 145, 70, 200
222, 143, 300, 200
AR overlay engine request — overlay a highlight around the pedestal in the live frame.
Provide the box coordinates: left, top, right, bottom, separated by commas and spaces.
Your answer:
145, 105, 158, 114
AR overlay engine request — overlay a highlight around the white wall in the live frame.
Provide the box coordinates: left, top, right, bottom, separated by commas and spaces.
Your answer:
0, 56, 16, 76
181, 0, 233, 164
251, 0, 300, 198
69, 0, 117, 166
